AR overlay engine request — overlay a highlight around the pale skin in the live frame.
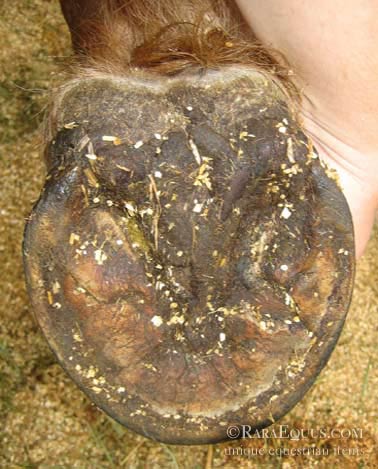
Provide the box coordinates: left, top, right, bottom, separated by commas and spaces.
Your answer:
235, 0, 378, 258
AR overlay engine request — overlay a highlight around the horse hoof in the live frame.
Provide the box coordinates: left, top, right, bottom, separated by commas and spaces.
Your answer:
23, 68, 354, 444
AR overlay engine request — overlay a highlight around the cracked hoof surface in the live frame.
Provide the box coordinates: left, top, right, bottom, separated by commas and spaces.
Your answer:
23, 68, 354, 444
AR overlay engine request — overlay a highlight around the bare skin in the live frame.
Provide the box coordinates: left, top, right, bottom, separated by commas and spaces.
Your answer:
235, 0, 378, 258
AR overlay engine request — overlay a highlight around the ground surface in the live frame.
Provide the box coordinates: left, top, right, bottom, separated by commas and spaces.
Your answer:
0, 1, 377, 468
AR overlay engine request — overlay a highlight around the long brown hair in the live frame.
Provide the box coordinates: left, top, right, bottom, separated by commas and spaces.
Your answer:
59, 0, 295, 94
